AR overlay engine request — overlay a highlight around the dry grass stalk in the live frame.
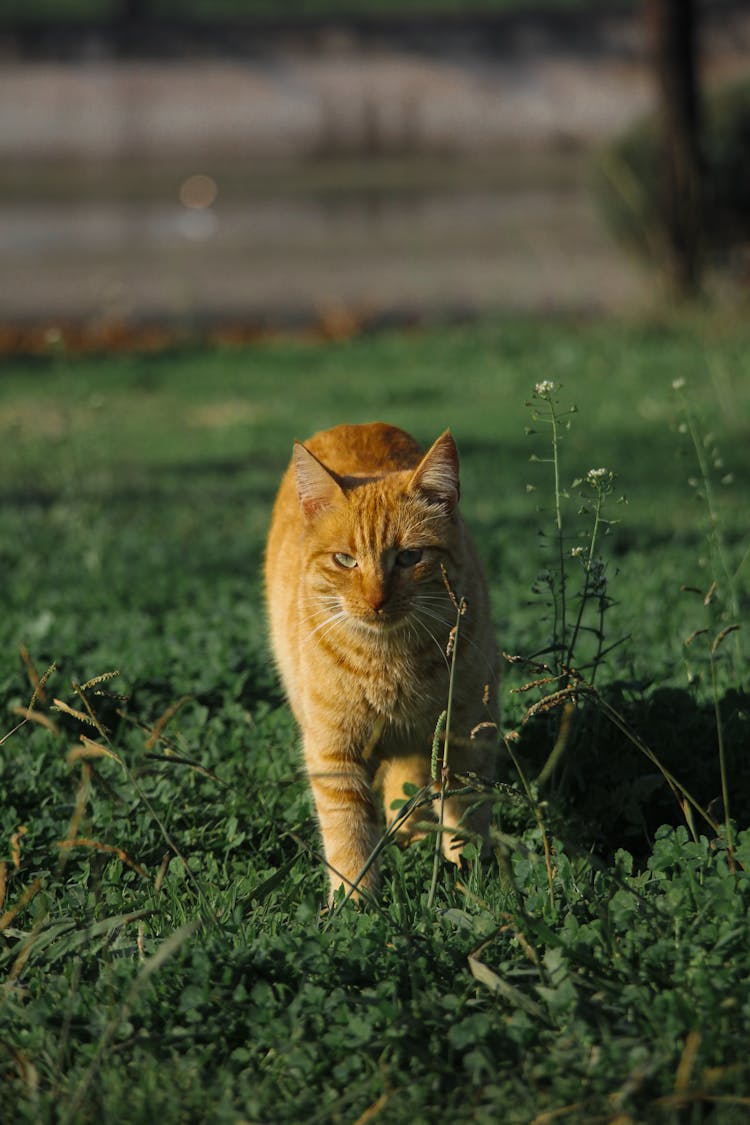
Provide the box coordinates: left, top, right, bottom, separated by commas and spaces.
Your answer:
52, 699, 100, 729
0, 877, 43, 933
71, 683, 111, 740
19, 645, 45, 698
10, 825, 27, 869
66, 736, 123, 767
19, 647, 56, 708
521, 686, 580, 724
154, 853, 170, 893
9, 705, 59, 734
145, 695, 193, 751
80, 671, 121, 692
60, 762, 92, 850
56, 838, 149, 879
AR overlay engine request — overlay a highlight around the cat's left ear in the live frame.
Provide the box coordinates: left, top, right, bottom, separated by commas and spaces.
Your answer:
408, 430, 460, 511
294, 442, 344, 520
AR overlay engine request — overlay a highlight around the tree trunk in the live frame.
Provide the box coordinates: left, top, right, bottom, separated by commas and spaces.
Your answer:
118, 0, 149, 22
644, 0, 703, 297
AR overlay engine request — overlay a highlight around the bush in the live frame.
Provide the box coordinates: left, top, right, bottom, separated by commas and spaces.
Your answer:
594, 78, 750, 275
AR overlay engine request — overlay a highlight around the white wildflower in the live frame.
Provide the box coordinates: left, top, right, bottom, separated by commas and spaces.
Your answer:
672, 378, 686, 391
586, 468, 610, 485
534, 380, 555, 398
571, 546, 585, 558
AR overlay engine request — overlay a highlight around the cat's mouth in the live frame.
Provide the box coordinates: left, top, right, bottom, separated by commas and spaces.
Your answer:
351, 607, 408, 634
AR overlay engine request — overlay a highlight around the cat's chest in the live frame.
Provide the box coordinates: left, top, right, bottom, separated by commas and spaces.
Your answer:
339, 640, 445, 728
362, 661, 410, 720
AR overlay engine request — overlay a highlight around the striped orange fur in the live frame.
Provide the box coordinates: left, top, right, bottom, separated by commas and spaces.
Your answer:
265, 422, 497, 899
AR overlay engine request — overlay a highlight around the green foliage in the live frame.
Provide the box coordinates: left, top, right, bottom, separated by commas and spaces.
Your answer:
1, 317, 749, 1122
595, 78, 750, 273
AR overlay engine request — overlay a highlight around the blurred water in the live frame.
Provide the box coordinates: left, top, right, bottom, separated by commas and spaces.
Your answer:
3, 5, 748, 330
0, 152, 650, 327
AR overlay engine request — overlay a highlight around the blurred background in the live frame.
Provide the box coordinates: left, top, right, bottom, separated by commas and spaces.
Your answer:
1, 0, 748, 351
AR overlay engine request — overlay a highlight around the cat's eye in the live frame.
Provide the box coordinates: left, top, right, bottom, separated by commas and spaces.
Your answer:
395, 548, 423, 568
334, 552, 357, 569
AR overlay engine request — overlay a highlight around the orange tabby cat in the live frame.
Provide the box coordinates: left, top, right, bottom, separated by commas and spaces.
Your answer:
265, 422, 497, 899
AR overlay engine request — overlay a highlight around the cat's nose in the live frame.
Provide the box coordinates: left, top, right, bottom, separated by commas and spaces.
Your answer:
363, 581, 387, 613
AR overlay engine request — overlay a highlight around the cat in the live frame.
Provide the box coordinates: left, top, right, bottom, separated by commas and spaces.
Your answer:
265, 422, 498, 900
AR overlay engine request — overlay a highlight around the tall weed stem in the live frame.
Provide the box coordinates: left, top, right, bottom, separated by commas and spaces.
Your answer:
549, 402, 568, 652
504, 737, 556, 910
564, 473, 613, 682
529, 384, 587, 682
426, 579, 465, 910
710, 629, 738, 866
674, 380, 744, 677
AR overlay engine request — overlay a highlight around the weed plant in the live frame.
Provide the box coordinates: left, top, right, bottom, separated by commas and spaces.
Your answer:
1, 319, 749, 1123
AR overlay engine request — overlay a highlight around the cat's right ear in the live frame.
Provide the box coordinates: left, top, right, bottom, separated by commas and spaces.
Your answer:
408, 429, 460, 512
293, 442, 344, 520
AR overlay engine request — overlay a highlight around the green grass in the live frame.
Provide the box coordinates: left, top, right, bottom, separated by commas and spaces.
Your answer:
1, 316, 749, 1123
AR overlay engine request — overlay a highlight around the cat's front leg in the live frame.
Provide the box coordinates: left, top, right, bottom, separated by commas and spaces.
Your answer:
435, 719, 497, 865
304, 735, 381, 902
378, 751, 432, 845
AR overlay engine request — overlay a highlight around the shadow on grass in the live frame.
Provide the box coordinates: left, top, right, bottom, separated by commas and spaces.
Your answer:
515, 685, 750, 860
0, 452, 284, 509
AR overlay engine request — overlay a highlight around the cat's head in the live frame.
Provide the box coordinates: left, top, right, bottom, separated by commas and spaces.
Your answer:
294, 431, 462, 636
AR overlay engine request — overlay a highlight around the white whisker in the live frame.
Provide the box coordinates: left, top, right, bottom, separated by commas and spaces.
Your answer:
411, 613, 451, 671
303, 606, 341, 623
414, 604, 453, 631
303, 609, 349, 647
413, 597, 496, 678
